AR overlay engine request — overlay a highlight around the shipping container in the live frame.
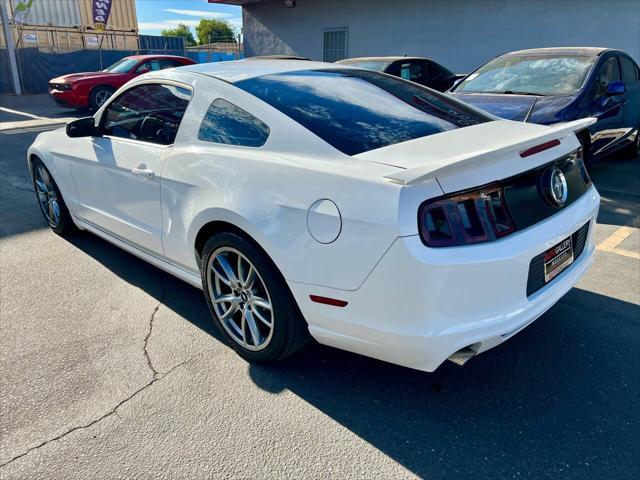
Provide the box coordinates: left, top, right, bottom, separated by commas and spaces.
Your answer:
5, 0, 137, 32
1, 0, 139, 51
78, 0, 138, 33
9, 0, 81, 28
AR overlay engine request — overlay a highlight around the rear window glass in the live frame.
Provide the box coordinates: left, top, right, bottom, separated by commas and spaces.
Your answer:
235, 69, 491, 155
198, 99, 270, 147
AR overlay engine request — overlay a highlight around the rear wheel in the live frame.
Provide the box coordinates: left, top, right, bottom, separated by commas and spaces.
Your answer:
32, 159, 75, 235
89, 85, 115, 110
201, 232, 310, 363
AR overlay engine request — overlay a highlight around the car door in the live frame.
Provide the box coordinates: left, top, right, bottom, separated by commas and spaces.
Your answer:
618, 54, 640, 141
69, 81, 192, 255
586, 55, 626, 154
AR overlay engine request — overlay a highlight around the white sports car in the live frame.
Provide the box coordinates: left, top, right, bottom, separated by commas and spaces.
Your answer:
28, 60, 600, 371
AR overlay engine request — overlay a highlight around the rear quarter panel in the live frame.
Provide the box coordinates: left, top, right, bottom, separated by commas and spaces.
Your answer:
159, 74, 408, 291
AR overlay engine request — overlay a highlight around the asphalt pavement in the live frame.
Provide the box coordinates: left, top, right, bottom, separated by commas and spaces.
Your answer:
1, 95, 639, 479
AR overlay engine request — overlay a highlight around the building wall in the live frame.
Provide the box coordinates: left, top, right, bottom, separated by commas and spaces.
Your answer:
243, 0, 640, 71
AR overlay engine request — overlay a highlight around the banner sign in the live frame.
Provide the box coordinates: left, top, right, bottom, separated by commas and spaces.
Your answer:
12, 0, 34, 24
92, 0, 113, 31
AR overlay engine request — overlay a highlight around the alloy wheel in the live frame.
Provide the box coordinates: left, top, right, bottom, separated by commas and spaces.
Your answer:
34, 165, 61, 227
206, 247, 274, 351
95, 89, 111, 107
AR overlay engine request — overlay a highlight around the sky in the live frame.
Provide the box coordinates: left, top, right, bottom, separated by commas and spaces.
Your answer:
135, 0, 242, 36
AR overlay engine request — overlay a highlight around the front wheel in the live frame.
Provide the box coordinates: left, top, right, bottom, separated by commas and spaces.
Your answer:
32, 159, 76, 235
201, 232, 310, 363
89, 86, 115, 110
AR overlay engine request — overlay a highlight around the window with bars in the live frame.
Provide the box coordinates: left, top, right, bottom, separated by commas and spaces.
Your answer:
323, 28, 347, 62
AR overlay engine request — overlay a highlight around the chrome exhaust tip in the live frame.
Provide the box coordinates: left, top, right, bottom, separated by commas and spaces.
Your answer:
447, 345, 478, 366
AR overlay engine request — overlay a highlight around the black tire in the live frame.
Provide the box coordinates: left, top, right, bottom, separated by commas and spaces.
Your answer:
31, 159, 76, 235
625, 132, 640, 158
89, 85, 115, 110
201, 231, 310, 363
577, 131, 593, 167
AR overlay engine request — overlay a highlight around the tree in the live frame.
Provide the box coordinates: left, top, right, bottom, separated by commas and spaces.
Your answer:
195, 18, 236, 45
161, 23, 196, 47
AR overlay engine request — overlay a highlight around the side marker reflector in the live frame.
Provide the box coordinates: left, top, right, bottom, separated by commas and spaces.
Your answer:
310, 295, 348, 307
519, 139, 561, 158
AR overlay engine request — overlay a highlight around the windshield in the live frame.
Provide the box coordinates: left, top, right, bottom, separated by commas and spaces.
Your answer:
454, 54, 596, 96
103, 58, 138, 73
235, 69, 491, 156
335, 60, 390, 72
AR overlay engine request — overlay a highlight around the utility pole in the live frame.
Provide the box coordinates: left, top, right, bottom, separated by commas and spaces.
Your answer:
0, 0, 22, 95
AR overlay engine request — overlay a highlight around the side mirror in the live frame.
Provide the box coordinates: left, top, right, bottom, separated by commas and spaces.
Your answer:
606, 81, 626, 96
66, 117, 98, 138
137, 67, 150, 75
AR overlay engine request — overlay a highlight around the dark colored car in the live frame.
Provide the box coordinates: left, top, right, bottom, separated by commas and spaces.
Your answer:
48, 55, 196, 110
450, 48, 640, 161
336, 56, 464, 92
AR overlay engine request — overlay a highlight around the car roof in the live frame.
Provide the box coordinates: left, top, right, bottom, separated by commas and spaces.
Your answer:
245, 55, 312, 61
180, 59, 352, 83
502, 47, 615, 57
126, 54, 191, 60
337, 56, 429, 63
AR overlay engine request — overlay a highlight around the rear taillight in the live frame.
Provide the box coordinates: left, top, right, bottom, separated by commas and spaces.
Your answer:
419, 184, 516, 247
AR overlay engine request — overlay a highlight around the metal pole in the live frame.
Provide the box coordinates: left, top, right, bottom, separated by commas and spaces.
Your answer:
0, 0, 22, 95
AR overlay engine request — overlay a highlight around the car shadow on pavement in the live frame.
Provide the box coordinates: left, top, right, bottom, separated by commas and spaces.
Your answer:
66, 231, 639, 478
589, 149, 639, 228
248, 287, 640, 479
66, 233, 222, 342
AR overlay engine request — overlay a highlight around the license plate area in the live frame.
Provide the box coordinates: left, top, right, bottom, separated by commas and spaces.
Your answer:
543, 236, 574, 283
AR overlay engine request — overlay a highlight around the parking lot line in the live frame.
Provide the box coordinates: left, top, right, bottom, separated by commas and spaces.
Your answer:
596, 218, 640, 260
0, 106, 44, 120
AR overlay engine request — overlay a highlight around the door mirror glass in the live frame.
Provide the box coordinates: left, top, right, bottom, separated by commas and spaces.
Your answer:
606, 81, 626, 96
66, 117, 98, 138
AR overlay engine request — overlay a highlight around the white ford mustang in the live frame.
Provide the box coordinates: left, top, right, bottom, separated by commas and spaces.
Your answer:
28, 60, 600, 371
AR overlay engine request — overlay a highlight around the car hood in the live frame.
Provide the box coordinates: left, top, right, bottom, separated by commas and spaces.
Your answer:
50, 72, 126, 83
450, 93, 576, 124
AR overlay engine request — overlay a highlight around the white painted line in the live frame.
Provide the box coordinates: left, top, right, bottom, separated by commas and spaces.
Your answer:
0, 106, 43, 120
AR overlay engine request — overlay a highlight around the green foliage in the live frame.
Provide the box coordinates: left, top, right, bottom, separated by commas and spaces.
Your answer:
161, 23, 196, 47
195, 19, 236, 45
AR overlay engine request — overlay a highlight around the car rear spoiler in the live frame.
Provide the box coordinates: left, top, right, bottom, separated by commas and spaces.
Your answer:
383, 117, 597, 186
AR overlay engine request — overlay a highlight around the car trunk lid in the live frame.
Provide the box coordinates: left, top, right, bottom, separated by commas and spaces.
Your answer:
355, 118, 596, 193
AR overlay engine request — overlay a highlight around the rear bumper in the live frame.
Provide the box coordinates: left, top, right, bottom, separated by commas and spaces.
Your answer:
291, 186, 600, 372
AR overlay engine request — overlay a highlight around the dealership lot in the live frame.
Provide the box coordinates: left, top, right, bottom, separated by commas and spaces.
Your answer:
1, 96, 639, 479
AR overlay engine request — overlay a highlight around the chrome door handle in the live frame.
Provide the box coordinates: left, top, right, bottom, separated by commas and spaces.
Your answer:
132, 166, 154, 178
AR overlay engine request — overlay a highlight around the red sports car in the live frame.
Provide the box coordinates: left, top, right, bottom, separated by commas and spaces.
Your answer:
48, 54, 196, 110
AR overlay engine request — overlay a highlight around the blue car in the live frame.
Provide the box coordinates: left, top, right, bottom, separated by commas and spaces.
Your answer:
450, 48, 640, 163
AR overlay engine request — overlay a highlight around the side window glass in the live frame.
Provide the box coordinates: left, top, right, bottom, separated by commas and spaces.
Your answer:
101, 83, 191, 145
427, 61, 447, 81
399, 62, 411, 81
620, 56, 638, 82
198, 98, 270, 148
136, 60, 161, 73
159, 59, 181, 70
593, 57, 621, 97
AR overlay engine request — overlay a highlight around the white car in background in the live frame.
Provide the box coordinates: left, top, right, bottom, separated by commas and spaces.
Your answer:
27, 60, 600, 372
